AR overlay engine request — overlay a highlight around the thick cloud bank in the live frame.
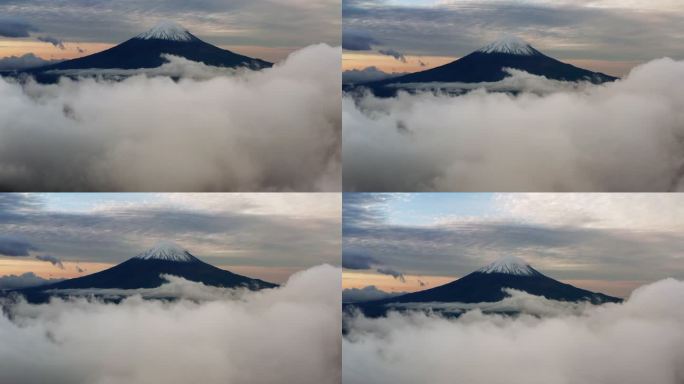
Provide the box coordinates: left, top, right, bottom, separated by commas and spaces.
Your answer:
0, 44, 341, 191
0, 265, 341, 384
344, 58, 684, 191
343, 278, 684, 384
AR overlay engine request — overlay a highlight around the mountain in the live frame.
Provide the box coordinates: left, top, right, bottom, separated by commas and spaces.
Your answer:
357, 36, 618, 96
15, 241, 277, 302
23, 20, 271, 81
349, 256, 621, 317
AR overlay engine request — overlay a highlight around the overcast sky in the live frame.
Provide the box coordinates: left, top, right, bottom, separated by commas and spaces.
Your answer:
343, 0, 684, 75
0, 193, 340, 284
343, 193, 684, 297
0, 0, 339, 62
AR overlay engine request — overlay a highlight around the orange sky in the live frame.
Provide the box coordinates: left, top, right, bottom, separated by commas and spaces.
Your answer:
0, 258, 111, 280
0, 40, 112, 60
343, 271, 647, 298
343, 52, 640, 77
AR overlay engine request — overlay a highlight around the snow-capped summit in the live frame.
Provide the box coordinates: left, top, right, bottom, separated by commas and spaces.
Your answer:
477, 255, 537, 276
134, 241, 197, 262
135, 20, 195, 42
477, 35, 537, 56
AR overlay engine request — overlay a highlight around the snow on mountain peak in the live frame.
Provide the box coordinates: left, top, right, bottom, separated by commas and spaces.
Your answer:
136, 20, 194, 42
477, 36, 537, 56
134, 241, 196, 262
477, 255, 537, 276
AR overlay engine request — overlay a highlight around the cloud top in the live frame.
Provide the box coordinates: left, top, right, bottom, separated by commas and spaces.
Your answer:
0, 264, 341, 384
343, 278, 684, 384
344, 58, 684, 192
0, 44, 341, 191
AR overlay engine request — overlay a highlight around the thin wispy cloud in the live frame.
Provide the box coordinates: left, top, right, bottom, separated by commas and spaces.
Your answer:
344, 0, 684, 65
343, 193, 684, 288
0, 193, 341, 282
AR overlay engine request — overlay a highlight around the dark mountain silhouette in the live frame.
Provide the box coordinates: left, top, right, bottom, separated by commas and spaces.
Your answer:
22, 20, 271, 82
14, 241, 277, 302
348, 255, 621, 317
357, 36, 618, 96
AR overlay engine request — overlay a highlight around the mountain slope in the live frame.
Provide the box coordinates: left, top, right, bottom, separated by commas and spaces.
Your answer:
25, 20, 271, 80
359, 36, 617, 96
349, 256, 621, 317
16, 242, 277, 302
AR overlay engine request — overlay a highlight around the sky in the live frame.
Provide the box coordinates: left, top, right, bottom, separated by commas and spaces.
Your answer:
0, 193, 340, 284
342, 193, 684, 297
0, 0, 340, 65
342, 0, 684, 76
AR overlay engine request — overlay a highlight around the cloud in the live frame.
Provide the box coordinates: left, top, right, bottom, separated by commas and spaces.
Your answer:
343, 0, 684, 63
343, 285, 408, 303
35, 254, 64, 269
37, 35, 65, 49
47, 54, 241, 79
0, 53, 61, 71
343, 66, 408, 84
342, 193, 684, 285
343, 58, 684, 192
342, 252, 378, 270
377, 48, 406, 63
0, 272, 63, 290
387, 68, 593, 94
0, 236, 37, 257
376, 267, 405, 282
384, 288, 594, 317
343, 278, 684, 384
494, 193, 684, 232
0, 17, 37, 38
0, 264, 341, 384
342, 29, 379, 51
342, 252, 406, 283
0, 194, 341, 272
0, 1, 340, 53
0, 44, 341, 191
47, 274, 255, 301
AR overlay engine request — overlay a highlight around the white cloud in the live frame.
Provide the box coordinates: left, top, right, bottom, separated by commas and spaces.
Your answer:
343, 58, 684, 192
0, 264, 341, 384
343, 278, 684, 384
46, 54, 242, 79
0, 44, 341, 191
494, 193, 684, 232
385, 288, 594, 317
388, 68, 593, 94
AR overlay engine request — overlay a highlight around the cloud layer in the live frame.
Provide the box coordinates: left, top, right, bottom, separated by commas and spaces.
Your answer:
343, 0, 684, 65
0, 0, 340, 52
0, 264, 341, 384
0, 44, 341, 191
344, 58, 684, 192
343, 278, 684, 384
